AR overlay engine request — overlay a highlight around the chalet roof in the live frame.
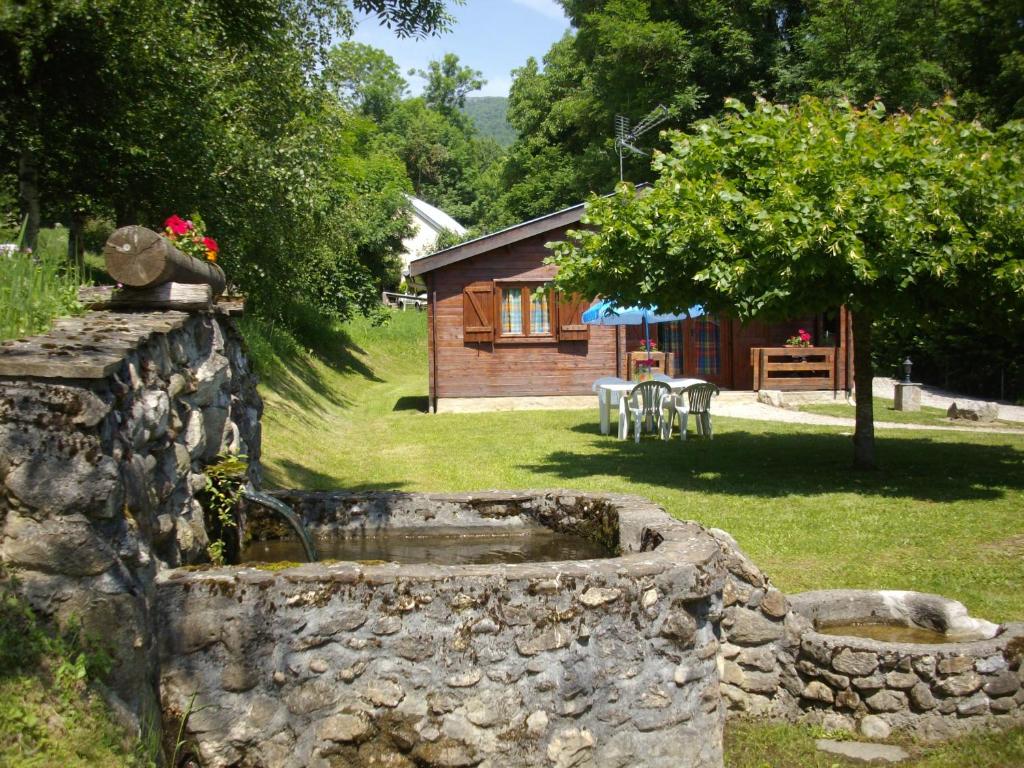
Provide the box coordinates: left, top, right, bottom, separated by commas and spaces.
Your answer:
407, 195, 466, 236
407, 200, 587, 277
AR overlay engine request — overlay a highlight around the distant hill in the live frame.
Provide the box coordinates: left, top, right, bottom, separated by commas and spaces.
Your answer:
461, 97, 516, 147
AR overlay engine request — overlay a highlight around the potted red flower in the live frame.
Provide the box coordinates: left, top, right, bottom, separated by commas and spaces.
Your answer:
163, 214, 219, 262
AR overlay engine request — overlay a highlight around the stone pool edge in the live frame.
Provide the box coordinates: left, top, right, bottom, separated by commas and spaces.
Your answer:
155, 490, 729, 768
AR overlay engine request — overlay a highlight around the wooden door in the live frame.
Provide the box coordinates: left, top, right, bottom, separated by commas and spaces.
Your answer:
683, 314, 732, 388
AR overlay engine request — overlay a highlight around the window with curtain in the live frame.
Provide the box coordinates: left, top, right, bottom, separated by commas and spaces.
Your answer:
660, 321, 685, 376
530, 290, 550, 334
497, 283, 553, 339
501, 287, 523, 334
695, 315, 721, 375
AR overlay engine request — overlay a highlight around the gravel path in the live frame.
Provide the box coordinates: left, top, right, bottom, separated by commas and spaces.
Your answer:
712, 378, 1024, 435
871, 378, 1024, 422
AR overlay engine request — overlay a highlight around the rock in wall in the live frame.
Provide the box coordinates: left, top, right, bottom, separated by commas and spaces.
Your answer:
0, 307, 261, 728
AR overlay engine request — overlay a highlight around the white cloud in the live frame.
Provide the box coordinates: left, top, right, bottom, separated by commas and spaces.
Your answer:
509, 0, 567, 21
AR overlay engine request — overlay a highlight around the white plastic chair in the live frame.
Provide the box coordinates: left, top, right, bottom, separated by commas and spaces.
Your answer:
619, 381, 671, 442
664, 382, 719, 440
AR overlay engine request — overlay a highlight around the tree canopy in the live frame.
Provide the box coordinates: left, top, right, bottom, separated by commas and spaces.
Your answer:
0, 0, 456, 322
550, 97, 1024, 467
492, 0, 1024, 230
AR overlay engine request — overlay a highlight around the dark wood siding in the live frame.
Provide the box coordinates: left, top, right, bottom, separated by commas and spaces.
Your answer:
430, 227, 617, 398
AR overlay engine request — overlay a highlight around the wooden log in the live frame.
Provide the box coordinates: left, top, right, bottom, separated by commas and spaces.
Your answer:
78, 282, 214, 311
103, 225, 226, 295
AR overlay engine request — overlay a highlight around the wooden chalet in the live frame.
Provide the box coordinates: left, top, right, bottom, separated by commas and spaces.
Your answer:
409, 201, 853, 412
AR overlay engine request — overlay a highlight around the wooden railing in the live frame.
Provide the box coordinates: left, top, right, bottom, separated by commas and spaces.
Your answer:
751, 346, 835, 391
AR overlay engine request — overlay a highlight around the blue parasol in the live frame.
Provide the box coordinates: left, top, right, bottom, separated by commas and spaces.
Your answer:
581, 301, 705, 352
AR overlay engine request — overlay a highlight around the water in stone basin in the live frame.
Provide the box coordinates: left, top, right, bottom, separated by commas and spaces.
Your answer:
241, 526, 611, 565
817, 622, 962, 644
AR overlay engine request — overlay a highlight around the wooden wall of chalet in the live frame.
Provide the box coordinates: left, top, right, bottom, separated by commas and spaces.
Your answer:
426, 226, 618, 401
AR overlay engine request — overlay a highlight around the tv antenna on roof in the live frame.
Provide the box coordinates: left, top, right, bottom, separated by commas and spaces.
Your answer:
615, 105, 670, 181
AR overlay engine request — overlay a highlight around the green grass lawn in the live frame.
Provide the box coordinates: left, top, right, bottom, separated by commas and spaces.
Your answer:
799, 397, 1024, 430
243, 309, 1024, 767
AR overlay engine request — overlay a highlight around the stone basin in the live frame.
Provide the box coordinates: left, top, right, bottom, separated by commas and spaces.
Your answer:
788, 590, 1024, 740
156, 491, 728, 768
790, 589, 1001, 644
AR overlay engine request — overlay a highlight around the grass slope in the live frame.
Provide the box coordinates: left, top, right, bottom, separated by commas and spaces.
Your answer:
0, 228, 83, 341
1, 574, 154, 767
247, 310, 1024, 767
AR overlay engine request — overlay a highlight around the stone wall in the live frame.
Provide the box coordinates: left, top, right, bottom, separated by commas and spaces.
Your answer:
157, 491, 727, 768
0, 305, 261, 726
705, 528, 804, 719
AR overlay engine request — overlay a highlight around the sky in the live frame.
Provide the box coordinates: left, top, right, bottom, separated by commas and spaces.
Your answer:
352, 0, 571, 98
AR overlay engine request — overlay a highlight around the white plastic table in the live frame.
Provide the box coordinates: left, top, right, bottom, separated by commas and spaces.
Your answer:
596, 378, 706, 436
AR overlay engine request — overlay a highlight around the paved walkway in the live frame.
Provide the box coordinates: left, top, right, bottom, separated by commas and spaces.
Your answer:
437, 379, 1024, 436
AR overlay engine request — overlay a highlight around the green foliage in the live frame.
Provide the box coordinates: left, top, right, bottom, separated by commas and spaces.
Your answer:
432, 227, 472, 251
0, 0, 452, 329
494, 0, 798, 225
0, 568, 142, 766
413, 53, 485, 119
495, 0, 1024, 230
552, 98, 1023, 320
0, 227, 82, 341
460, 97, 516, 147
203, 453, 249, 565
776, 0, 1024, 125
324, 41, 409, 121
371, 51, 504, 229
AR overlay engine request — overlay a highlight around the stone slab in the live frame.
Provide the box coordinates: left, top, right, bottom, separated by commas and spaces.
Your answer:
815, 739, 909, 764
0, 310, 192, 379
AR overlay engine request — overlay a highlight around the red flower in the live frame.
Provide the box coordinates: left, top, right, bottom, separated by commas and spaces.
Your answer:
164, 214, 191, 236
203, 236, 219, 253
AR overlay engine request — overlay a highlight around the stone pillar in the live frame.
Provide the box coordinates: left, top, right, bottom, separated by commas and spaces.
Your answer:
0, 307, 261, 732
894, 382, 922, 411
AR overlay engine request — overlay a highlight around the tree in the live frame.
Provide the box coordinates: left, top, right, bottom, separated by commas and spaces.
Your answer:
494, 0, 803, 226
324, 41, 408, 120
413, 53, 485, 118
550, 97, 1024, 468
383, 53, 503, 229
774, 0, 1024, 124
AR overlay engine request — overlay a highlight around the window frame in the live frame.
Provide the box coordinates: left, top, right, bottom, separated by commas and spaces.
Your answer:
495, 281, 556, 343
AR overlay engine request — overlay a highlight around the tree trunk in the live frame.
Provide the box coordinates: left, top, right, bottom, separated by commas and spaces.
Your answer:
104, 225, 226, 295
67, 211, 85, 273
115, 200, 137, 228
851, 309, 876, 470
17, 149, 41, 253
